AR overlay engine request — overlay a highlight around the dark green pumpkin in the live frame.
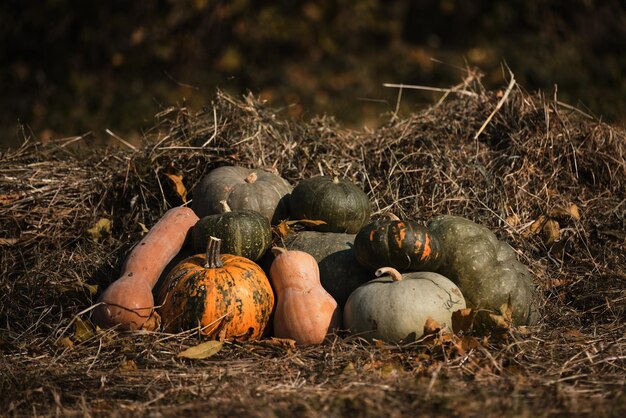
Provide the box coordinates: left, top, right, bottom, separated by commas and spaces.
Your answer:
354, 218, 444, 272
192, 208, 272, 261
268, 231, 371, 308
192, 166, 292, 225
289, 176, 371, 233
427, 215, 538, 326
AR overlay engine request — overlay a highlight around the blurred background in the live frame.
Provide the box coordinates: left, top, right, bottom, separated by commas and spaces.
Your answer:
1, 0, 625, 150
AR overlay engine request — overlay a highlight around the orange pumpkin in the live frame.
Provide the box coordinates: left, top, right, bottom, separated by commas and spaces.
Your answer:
159, 236, 274, 341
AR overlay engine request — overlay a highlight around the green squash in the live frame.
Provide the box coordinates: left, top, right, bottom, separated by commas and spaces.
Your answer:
192, 165, 292, 225
277, 231, 371, 308
192, 201, 272, 261
289, 176, 371, 233
354, 218, 443, 272
427, 215, 539, 326
343, 267, 466, 343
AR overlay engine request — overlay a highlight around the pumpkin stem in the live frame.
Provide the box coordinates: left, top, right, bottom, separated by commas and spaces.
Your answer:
205, 236, 224, 269
271, 246, 288, 257
245, 172, 258, 184
375, 267, 403, 281
386, 212, 401, 221
220, 200, 232, 213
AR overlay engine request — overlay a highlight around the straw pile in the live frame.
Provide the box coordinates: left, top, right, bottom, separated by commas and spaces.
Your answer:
1, 78, 625, 416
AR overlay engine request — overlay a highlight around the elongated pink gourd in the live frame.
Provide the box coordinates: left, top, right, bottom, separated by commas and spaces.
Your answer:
92, 207, 199, 330
269, 247, 341, 345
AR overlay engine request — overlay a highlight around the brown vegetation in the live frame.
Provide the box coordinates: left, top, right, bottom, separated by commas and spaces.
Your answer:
1, 75, 625, 416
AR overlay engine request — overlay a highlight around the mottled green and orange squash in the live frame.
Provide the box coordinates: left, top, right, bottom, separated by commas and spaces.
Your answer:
354, 216, 443, 272
158, 237, 274, 341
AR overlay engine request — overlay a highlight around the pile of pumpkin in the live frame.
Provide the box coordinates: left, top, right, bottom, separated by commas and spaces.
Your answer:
93, 166, 538, 345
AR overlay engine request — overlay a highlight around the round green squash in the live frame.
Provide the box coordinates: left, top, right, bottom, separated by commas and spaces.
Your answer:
289, 176, 371, 233
343, 267, 466, 343
354, 218, 443, 272
192, 165, 292, 225
192, 203, 272, 261
427, 215, 539, 326
271, 231, 371, 308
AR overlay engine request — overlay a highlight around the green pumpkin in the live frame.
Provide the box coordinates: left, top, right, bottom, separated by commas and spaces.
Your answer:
289, 176, 371, 233
192, 202, 272, 261
192, 165, 292, 225
343, 267, 466, 343
427, 215, 539, 326
354, 217, 443, 272
275, 231, 371, 308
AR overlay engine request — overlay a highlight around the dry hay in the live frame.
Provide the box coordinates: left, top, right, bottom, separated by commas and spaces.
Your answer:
1, 79, 625, 416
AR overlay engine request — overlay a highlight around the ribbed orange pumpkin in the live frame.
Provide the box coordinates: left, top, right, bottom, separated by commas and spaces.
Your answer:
158, 237, 274, 341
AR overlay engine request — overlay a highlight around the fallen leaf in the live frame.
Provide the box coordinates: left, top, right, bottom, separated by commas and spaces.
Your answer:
0, 193, 21, 205
341, 362, 357, 377
563, 329, 585, 341
178, 340, 223, 359
138, 222, 149, 234
452, 308, 476, 334
74, 317, 95, 342
549, 204, 580, 221
57, 336, 74, 349
505, 214, 520, 227
0, 238, 19, 246
524, 215, 547, 237
543, 219, 560, 245
262, 337, 296, 350
140, 311, 161, 331
164, 173, 187, 202
119, 359, 138, 372
83, 283, 99, 297
423, 316, 442, 336
87, 218, 112, 242
274, 219, 327, 238
461, 335, 480, 351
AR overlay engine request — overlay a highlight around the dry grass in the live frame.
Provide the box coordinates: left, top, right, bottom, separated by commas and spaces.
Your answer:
1, 77, 625, 416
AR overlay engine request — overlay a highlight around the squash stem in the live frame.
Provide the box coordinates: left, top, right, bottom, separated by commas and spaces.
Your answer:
205, 236, 224, 268
375, 267, 403, 281
245, 172, 258, 183
219, 200, 232, 213
271, 246, 288, 257
386, 212, 401, 221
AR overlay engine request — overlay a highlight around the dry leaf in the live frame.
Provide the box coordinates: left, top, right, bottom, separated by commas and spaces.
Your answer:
74, 317, 95, 342
563, 329, 585, 341
525, 214, 548, 237
83, 283, 99, 297
87, 218, 112, 242
0, 193, 21, 205
274, 219, 327, 238
505, 214, 520, 227
543, 219, 560, 245
0, 238, 19, 246
452, 308, 476, 334
341, 362, 357, 377
461, 336, 480, 351
178, 340, 223, 359
57, 336, 74, 349
423, 316, 442, 336
549, 204, 580, 221
140, 311, 161, 331
262, 337, 297, 350
164, 173, 188, 202
138, 222, 149, 234
119, 359, 138, 372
